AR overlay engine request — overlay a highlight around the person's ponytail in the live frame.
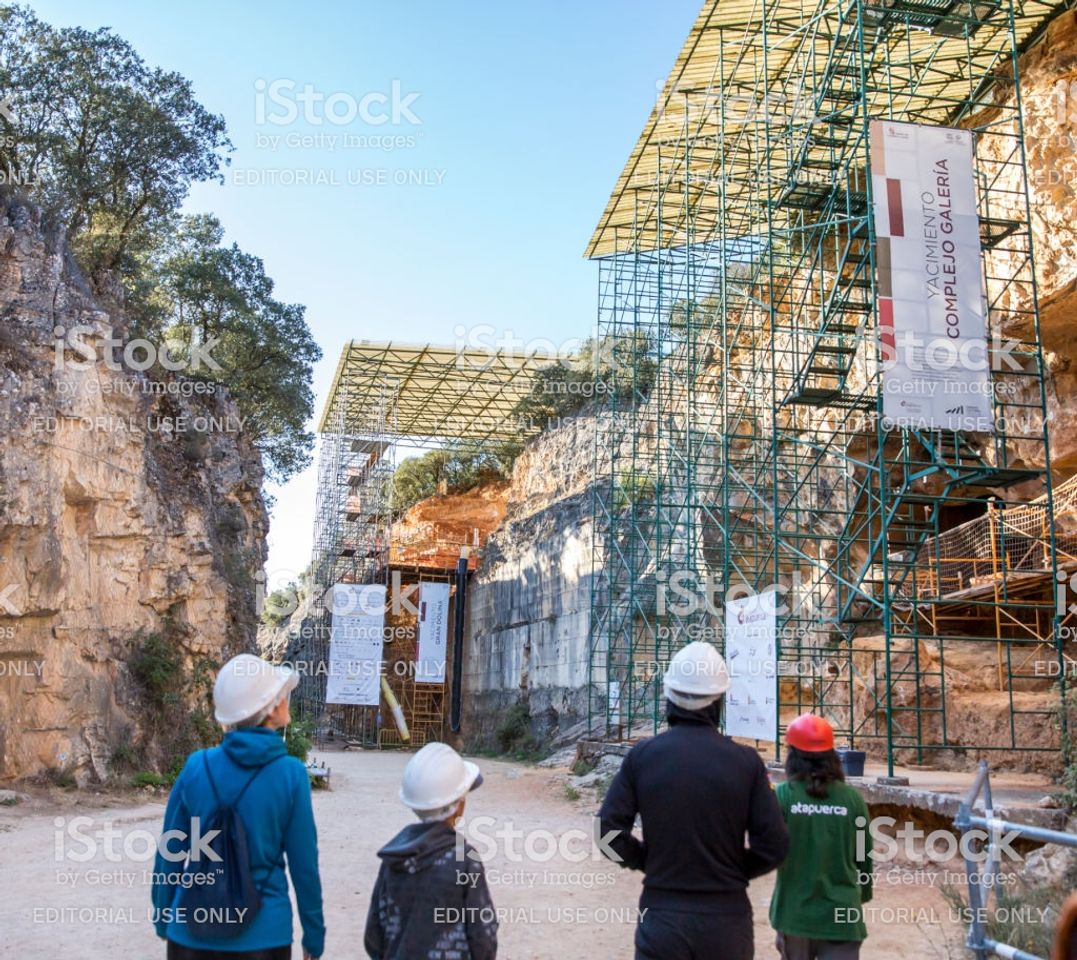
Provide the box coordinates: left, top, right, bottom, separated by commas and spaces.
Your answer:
785, 746, 845, 798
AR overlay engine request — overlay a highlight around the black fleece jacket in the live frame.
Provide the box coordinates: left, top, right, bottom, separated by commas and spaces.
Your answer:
598, 702, 790, 912
364, 820, 497, 960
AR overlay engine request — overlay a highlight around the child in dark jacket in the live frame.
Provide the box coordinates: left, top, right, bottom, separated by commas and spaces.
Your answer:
364, 742, 497, 960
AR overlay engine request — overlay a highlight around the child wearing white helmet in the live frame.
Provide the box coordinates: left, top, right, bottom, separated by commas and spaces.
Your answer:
364, 742, 497, 959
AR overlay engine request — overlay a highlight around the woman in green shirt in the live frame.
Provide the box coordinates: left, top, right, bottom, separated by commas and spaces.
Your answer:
769, 714, 873, 960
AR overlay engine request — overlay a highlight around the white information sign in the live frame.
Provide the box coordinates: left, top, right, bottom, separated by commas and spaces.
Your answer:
871, 119, 992, 432
724, 591, 777, 742
325, 583, 385, 706
415, 582, 450, 684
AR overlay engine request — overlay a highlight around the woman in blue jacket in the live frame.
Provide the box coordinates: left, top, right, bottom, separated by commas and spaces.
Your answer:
152, 654, 325, 960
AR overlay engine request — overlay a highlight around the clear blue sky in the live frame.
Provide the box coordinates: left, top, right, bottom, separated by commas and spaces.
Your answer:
27, 0, 700, 588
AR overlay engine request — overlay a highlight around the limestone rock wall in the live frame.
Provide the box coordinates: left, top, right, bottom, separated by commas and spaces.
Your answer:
0, 195, 268, 783
974, 9, 1077, 468
461, 415, 599, 746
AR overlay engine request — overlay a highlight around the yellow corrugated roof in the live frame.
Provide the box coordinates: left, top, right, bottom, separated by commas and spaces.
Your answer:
586, 0, 1065, 259
317, 340, 545, 443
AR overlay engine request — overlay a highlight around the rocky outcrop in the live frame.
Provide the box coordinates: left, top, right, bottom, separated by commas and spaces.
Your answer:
461, 415, 600, 747
392, 482, 508, 568
0, 195, 267, 783
974, 9, 1077, 468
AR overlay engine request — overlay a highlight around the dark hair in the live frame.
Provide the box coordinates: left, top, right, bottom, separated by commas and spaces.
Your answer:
785, 745, 844, 799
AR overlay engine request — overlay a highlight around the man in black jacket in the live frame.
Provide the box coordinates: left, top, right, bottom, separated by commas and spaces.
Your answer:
599, 641, 790, 960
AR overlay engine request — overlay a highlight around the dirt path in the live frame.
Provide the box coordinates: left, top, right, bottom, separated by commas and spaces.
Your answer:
0, 750, 970, 958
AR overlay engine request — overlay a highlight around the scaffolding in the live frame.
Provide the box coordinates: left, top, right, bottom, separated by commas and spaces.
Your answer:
302, 380, 397, 742
311, 389, 396, 593
302, 340, 544, 746
587, 0, 1070, 771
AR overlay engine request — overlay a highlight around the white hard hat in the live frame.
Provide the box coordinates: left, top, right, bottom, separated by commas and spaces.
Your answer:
663, 641, 731, 709
399, 742, 482, 812
214, 654, 299, 726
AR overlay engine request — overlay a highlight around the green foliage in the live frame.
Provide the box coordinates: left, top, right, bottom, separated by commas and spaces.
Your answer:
0, 8, 317, 484
511, 357, 603, 426
571, 756, 597, 777
0, 5, 231, 283
126, 628, 221, 780
43, 765, 77, 789
391, 451, 446, 514
1060, 759, 1077, 814
110, 743, 138, 771
563, 784, 581, 802
941, 874, 1074, 959
131, 771, 171, 789
144, 215, 321, 482
391, 443, 510, 515
1054, 686, 1077, 812
262, 583, 299, 626
494, 701, 535, 756
613, 468, 657, 510
389, 333, 663, 514
128, 630, 184, 709
167, 754, 189, 783
261, 566, 310, 626
285, 718, 314, 763
509, 333, 659, 428
668, 296, 726, 334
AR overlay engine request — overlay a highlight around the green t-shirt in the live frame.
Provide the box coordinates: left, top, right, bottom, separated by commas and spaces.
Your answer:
769, 778, 873, 942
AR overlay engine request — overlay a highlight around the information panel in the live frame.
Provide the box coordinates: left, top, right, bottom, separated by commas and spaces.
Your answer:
870, 120, 992, 432
724, 591, 777, 742
415, 581, 450, 684
325, 583, 385, 706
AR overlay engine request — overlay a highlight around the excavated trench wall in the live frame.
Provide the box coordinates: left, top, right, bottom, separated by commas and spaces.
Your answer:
460, 416, 599, 746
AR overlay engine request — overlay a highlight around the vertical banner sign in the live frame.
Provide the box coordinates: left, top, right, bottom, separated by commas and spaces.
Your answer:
325, 583, 386, 705
724, 591, 777, 742
608, 680, 622, 732
415, 581, 450, 684
870, 120, 993, 432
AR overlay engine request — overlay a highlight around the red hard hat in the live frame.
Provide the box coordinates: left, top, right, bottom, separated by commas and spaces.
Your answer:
786, 714, 835, 753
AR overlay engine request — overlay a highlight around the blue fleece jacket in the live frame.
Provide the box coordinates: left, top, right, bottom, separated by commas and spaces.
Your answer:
151, 727, 326, 957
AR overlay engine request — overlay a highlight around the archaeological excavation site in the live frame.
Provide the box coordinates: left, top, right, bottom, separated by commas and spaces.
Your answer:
276, 4, 1077, 777
4, 0, 1077, 958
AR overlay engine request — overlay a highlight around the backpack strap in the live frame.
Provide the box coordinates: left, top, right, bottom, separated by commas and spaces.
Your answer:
235, 755, 289, 877
201, 751, 222, 806
197, 750, 289, 879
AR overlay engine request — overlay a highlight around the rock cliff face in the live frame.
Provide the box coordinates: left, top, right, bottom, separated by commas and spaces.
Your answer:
0, 195, 267, 783
461, 415, 600, 746
974, 8, 1077, 468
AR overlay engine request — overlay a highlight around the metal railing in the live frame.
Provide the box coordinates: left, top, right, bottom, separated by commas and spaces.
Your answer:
955, 760, 1076, 960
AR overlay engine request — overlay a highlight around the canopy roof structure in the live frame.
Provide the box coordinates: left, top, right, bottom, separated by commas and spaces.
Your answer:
585, 0, 1064, 259
318, 339, 544, 445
